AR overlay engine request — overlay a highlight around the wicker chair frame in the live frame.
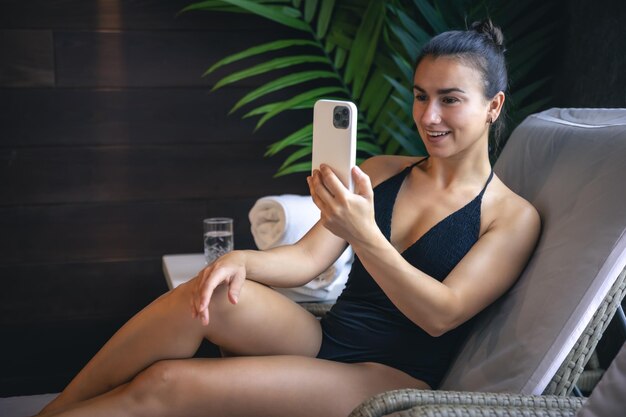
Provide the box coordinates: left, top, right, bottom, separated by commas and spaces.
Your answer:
302, 266, 626, 417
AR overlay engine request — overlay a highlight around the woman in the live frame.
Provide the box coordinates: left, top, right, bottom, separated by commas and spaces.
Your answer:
38, 19, 540, 417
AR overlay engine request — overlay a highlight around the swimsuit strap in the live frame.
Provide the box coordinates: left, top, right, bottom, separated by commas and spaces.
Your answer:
410, 156, 429, 169
477, 170, 495, 200
409, 155, 494, 199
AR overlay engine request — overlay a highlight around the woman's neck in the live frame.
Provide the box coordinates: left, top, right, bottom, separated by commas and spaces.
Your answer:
423, 149, 492, 190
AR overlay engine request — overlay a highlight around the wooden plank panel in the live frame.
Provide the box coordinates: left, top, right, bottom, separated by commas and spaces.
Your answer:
0, 258, 168, 325
0, 30, 54, 87
0, 199, 267, 264
553, 0, 626, 108
1, 319, 221, 396
0, 87, 311, 147
0, 0, 293, 31
54, 30, 317, 88
0, 143, 308, 205
1, 317, 129, 396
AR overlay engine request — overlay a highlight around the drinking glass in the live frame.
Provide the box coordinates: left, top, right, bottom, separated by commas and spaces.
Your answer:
203, 217, 234, 264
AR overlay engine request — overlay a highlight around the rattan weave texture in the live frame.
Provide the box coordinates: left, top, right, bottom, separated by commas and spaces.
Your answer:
348, 389, 585, 417
543, 268, 626, 395
398, 404, 580, 417
302, 267, 625, 417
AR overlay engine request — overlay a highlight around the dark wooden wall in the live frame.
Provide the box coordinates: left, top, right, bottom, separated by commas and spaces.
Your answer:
1, 0, 624, 397
552, 0, 626, 372
553, 0, 626, 108
0, 0, 309, 395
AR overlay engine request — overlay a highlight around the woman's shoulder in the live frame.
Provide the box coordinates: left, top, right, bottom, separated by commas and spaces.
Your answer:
486, 178, 541, 236
359, 155, 427, 188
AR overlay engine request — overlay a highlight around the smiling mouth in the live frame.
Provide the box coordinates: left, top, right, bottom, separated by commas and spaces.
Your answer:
425, 130, 451, 138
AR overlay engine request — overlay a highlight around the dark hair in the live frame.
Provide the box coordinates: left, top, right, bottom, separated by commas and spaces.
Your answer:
414, 19, 508, 152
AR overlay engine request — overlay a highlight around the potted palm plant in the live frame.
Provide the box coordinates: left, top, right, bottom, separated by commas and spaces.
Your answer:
183, 0, 559, 175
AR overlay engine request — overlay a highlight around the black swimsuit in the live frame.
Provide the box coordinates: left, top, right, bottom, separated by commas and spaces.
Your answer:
317, 158, 494, 388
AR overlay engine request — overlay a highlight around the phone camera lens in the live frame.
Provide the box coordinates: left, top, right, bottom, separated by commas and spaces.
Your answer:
332, 106, 350, 129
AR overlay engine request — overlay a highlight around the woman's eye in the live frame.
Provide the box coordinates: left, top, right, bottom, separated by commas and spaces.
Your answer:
414, 94, 427, 102
442, 96, 460, 104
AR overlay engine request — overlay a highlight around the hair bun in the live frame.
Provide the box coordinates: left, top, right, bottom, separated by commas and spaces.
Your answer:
470, 19, 505, 50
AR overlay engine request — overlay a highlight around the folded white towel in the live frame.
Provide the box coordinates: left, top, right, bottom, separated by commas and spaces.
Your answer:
249, 195, 320, 250
248, 195, 353, 301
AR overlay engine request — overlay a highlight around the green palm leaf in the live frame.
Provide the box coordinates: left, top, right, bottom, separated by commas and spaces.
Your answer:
211, 55, 330, 90
230, 70, 340, 114
360, 68, 393, 120
265, 124, 312, 156
275, 161, 312, 177
186, 0, 558, 174
304, 0, 318, 22
184, 0, 310, 32
180, 0, 292, 14
254, 86, 347, 129
357, 140, 383, 156
204, 39, 320, 75
343, 0, 385, 98
278, 145, 313, 171
317, 0, 336, 38
383, 124, 421, 155
510, 77, 551, 106
411, 0, 449, 33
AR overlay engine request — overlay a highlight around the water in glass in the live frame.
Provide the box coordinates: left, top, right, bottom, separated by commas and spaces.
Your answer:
204, 230, 234, 264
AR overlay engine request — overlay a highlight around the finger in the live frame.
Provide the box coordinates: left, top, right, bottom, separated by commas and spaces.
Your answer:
319, 165, 349, 201
199, 281, 218, 326
309, 171, 331, 211
308, 176, 328, 214
312, 169, 336, 204
228, 270, 246, 305
307, 176, 320, 205
198, 270, 219, 312
191, 272, 204, 318
195, 265, 221, 321
190, 280, 199, 318
352, 166, 374, 201
194, 267, 212, 315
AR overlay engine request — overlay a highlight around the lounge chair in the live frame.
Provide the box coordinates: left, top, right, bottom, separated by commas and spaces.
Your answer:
384, 341, 626, 416
306, 108, 626, 416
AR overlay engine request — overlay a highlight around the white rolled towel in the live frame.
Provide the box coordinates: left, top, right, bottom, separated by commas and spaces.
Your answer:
248, 195, 353, 301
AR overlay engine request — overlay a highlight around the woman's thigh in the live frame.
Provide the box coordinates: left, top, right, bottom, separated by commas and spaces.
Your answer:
131, 356, 428, 417
177, 278, 323, 357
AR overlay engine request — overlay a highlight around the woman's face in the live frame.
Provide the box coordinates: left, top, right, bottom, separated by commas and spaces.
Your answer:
412, 55, 498, 159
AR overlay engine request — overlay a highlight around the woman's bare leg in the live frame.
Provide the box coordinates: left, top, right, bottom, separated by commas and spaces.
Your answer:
38, 356, 429, 417
40, 279, 322, 414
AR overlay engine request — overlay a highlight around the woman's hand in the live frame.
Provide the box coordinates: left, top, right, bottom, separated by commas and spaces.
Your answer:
307, 164, 377, 245
190, 250, 247, 326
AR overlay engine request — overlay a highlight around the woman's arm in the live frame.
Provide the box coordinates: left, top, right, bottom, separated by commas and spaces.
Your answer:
191, 213, 347, 325
350, 199, 539, 336
309, 160, 540, 336
240, 221, 348, 288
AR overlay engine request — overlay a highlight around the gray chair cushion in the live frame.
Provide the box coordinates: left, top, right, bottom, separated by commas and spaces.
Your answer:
440, 108, 626, 394
577, 342, 626, 417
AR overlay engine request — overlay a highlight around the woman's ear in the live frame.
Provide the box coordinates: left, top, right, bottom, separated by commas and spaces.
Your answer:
488, 91, 505, 123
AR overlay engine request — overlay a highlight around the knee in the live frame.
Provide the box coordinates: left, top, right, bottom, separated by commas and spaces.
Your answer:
174, 277, 255, 331
124, 361, 182, 415
207, 283, 238, 315
174, 277, 233, 312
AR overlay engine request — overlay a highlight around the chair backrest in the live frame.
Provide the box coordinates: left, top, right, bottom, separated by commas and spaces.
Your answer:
440, 108, 626, 395
576, 342, 626, 417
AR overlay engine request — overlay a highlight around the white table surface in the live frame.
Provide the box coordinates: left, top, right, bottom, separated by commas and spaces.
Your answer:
162, 253, 342, 302
162, 253, 206, 290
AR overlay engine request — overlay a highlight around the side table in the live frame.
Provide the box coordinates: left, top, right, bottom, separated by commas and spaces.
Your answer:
162, 253, 206, 290
161, 253, 342, 302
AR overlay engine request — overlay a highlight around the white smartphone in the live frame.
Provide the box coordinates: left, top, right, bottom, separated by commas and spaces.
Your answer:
311, 99, 357, 191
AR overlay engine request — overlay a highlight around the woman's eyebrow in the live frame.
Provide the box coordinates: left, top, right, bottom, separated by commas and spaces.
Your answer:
413, 84, 466, 95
